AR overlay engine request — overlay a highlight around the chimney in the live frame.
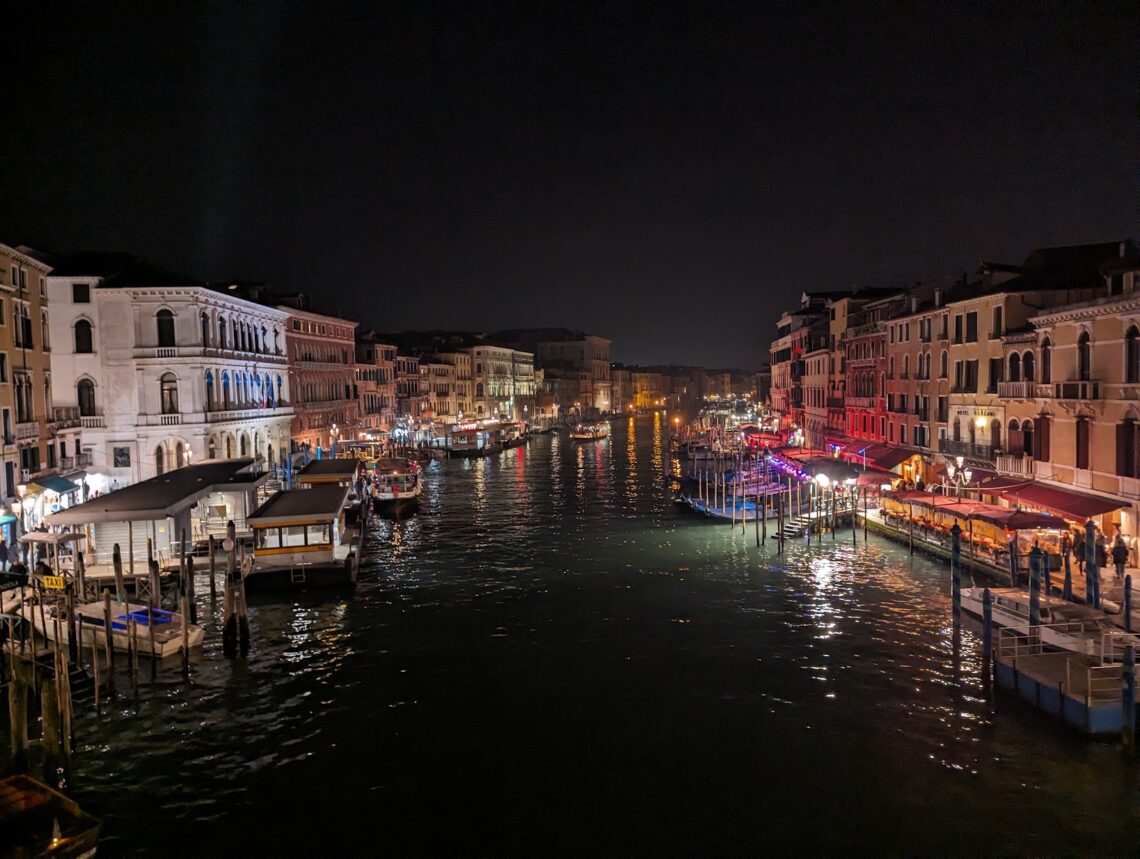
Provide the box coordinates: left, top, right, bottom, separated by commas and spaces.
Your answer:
910, 295, 918, 313
934, 286, 943, 308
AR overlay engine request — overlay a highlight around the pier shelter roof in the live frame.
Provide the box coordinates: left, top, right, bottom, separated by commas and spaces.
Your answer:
297, 459, 360, 485
45, 460, 264, 525
248, 484, 351, 527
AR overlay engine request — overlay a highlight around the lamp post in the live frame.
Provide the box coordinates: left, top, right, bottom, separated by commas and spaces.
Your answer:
945, 455, 973, 498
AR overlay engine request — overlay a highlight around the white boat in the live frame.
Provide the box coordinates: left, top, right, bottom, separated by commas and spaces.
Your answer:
570, 422, 609, 441
19, 597, 204, 657
370, 458, 421, 515
960, 587, 1130, 657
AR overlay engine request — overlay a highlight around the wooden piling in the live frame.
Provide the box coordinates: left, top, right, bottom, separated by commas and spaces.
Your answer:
76, 550, 87, 601
112, 543, 125, 599
65, 585, 79, 664
186, 555, 197, 624
950, 523, 962, 626
1123, 644, 1136, 754
102, 590, 115, 672
89, 616, 100, 714
863, 486, 868, 539
180, 594, 190, 679
7, 627, 28, 770
760, 490, 766, 545
208, 534, 218, 601
129, 618, 139, 690
223, 521, 238, 657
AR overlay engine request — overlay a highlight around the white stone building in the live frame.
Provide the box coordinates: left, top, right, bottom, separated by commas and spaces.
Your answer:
45, 254, 294, 489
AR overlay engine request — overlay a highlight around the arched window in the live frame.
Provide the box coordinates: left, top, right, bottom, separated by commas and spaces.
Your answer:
156, 309, 175, 347
939, 350, 948, 378
41, 311, 49, 351
476, 383, 484, 397
225, 435, 234, 458
1127, 326, 1140, 384
74, 319, 93, 353
208, 437, 217, 459
155, 445, 165, 476
160, 373, 179, 414
902, 355, 909, 378
222, 371, 231, 408
1023, 420, 1035, 459
265, 373, 274, 407
276, 375, 283, 403
990, 418, 1001, 451
1022, 351, 1035, 382
239, 433, 249, 456
218, 316, 227, 349
1008, 352, 1021, 382
201, 312, 210, 346
205, 371, 215, 411
175, 442, 185, 469
888, 356, 895, 378
77, 378, 96, 416
1078, 331, 1091, 381
1007, 419, 1023, 456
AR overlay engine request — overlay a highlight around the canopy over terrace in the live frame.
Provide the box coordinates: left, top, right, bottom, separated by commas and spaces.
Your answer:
44, 459, 266, 572
296, 458, 360, 487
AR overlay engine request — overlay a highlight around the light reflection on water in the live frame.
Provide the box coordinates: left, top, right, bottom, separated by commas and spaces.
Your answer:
48, 416, 1140, 855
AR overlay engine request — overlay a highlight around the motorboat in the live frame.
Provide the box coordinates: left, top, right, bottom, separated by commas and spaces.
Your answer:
370, 458, 422, 516
570, 422, 609, 441
19, 596, 204, 657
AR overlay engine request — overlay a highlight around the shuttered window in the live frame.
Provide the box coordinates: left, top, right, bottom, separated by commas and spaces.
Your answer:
1034, 415, 1051, 462
1076, 418, 1089, 470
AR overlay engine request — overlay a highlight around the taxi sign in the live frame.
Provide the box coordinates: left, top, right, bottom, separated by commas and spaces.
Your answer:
41, 575, 66, 590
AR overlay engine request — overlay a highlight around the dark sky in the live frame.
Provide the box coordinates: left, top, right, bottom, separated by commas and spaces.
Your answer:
2, 2, 1135, 368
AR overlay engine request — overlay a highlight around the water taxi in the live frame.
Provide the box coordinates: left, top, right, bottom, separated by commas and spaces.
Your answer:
570, 422, 609, 441
370, 458, 421, 516
244, 484, 363, 592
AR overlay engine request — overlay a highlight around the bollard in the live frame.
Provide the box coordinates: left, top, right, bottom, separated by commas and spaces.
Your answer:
1029, 547, 1042, 627
950, 523, 962, 625
1063, 549, 1073, 602
1125, 575, 1133, 634
1123, 645, 1136, 754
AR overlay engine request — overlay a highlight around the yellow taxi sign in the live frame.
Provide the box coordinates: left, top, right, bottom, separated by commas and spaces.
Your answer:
41, 575, 65, 590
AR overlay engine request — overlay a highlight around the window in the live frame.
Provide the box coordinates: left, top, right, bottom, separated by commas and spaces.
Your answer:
963, 360, 978, 392
72, 283, 90, 303
160, 373, 179, 414
1078, 331, 1091, 381
988, 357, 1003, 392
113, 446, 131, 468
1076, 417, 1090, 469
74, 319, 93, 353
1118, 419, 1140, 478
1041, 337, 1052, 384
1127, 327, 1140, 384
18, 269, 25, 291
156, 309, 175, 347
77, 378, 96, 415
965, 311, 978, 343
39, 277, 45, 297
155, 445, 165, 476
939, 350, 948, 378
201, 312, 210, 346
41, 312, 49, 351
953, 315, 963, 344
990, 418, 1001, 451
1022, 351, 1035, 382
1008, 352, 1021, 382
0, 297, 5, 326
991, 306, 1003, 338
218, 316, 228, 349
0, 354, 6, 383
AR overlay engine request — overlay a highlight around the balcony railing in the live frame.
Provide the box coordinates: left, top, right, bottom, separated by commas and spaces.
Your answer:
846, 396, 875, 409
1039, 381, 1101, 400
996, 453, 1034, 477
59, 453, 93, 472
15, 422, 39, 440
50, 406, 81, 430
938, 438, 996, 461
80, 415, 105, 428
826, 397, 845, 408
914, 409, 929, 421
997, 381, 1032, 399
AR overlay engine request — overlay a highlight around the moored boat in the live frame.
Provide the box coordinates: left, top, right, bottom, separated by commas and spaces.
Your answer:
19, 596, 204, 657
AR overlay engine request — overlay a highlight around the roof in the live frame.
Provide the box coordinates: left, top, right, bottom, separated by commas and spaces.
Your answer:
35, 251, 200, 286
997, 482, 1128, 521
247, 484, 351, 526
45, 460, 264, 525
30, 474, 81, 495
298, 459, 360, 479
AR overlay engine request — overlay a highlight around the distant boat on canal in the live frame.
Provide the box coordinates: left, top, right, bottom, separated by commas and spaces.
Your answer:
570, 422, 609, 441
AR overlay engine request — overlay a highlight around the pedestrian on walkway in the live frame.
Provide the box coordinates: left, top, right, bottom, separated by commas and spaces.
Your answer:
1096, 528, 1109, 570
1073, 528, 1086, 575
0, 536, 8, 572
1112, 536, 1128, 582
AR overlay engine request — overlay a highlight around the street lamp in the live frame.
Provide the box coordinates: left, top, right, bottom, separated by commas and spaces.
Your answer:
945, 455, 973, 497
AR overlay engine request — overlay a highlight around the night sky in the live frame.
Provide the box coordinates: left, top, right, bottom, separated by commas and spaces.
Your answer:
2, 2, 1134, 368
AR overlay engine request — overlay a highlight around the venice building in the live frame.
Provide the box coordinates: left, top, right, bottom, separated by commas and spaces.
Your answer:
42, 253, 294, 489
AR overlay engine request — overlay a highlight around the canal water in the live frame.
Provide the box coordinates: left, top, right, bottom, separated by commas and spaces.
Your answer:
55, 415, 1139, 853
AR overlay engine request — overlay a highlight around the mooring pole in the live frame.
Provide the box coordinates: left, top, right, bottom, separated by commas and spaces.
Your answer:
950, 522, 961, 626
1123, 644, 1136, 755
1029, 547, 1043, 627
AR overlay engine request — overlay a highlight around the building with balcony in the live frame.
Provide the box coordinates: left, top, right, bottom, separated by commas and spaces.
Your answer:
278, 296, 358, 456
489, 329, 610, 416
354, 331, 397, 436
42, 252, 294, 488
467, 343, 536, 422
420, 359, 459, 423
437, 351, 473, 418
0, 244, 54, 513
395, 353, 425, 417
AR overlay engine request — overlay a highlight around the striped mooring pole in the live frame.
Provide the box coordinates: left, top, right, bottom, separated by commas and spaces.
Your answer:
982, 587, 993, 663
950, 522, 962, 626
1063, 549, 1073, 602
1125, 575, 1133, 634
1029, 547, 1042, 627
1123, 644, 1136, 753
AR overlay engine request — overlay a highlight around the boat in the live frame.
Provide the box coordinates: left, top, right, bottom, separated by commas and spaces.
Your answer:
960, 586, 1132, 658
370, 458, 422, 516
243, 484, 363, 592
570, 422, 609, 441
0, 774, 101, 858
19, 596, 204, 657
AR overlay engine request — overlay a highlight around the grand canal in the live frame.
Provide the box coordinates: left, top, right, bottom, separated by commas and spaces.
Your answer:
62, 414, 1138, 854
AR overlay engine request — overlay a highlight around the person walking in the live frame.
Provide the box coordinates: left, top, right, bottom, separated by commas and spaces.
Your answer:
1112, 536, 1128, 583
1095, 528, 1109, 571
1073, 528, 1086, 575
0, 536, 8, 573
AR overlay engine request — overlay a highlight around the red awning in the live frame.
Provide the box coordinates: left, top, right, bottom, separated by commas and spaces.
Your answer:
871, 446, 917, 470
999, 483, 1129, 521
